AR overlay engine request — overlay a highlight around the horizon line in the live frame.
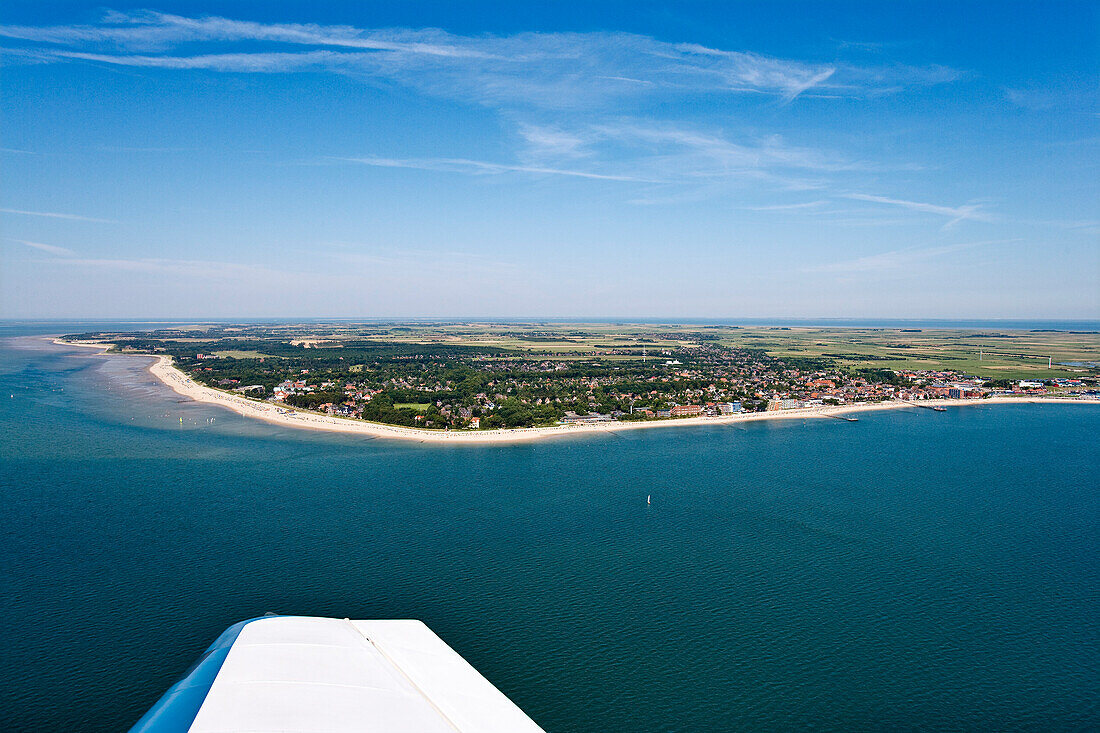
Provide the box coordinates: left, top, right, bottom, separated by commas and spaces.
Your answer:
4, 316, 1099, 324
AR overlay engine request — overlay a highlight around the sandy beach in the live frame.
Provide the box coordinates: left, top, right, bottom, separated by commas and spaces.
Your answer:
56, 338, 1100, 443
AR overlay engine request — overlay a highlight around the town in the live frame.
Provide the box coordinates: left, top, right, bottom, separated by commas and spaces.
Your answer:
67, 324, 1100, 430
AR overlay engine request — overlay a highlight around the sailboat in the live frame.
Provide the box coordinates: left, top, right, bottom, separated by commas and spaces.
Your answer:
647, 495, 651, 505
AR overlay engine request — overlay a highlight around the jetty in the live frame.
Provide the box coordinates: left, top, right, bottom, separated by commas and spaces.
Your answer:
901, 400, 947, 412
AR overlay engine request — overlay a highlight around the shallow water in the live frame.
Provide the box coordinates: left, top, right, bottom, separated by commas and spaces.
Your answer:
1, 336, 1097, 731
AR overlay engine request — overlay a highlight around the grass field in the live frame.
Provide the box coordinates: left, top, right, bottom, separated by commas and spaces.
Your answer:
713, 327, 1100, 380
121, 321, 1100, 381
341, 323, 1100, 379
393, 403, 431, 411
212, 350, 277, 359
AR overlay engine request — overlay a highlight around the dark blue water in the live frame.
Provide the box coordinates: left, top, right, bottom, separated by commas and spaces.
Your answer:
1, 336, 1098, 731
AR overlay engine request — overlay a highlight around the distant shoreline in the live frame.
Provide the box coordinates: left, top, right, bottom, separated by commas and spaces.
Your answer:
55, 338, 1100, 444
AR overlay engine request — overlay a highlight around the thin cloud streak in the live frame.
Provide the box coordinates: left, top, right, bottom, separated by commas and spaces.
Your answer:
325, 248, 520, 277
0, 11, 974, 221
0, 207, 114, 222
50, 49, 354, 72
509, 122, 848, 195
340, 156, 658, 182
806, 239, 1014, 274
46, 255, 305, 282
0, 11, 494, 58
743, 200, 828, 211
0, 11, 960, 105
843, 193, 992, 227
8, 238, 77, 257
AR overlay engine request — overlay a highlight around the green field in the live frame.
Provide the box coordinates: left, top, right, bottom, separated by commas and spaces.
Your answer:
393, 402, 431, 411
70, 321, 1098, 432
344, 323, 1100, 379
713, 327, 1099, 380
92, 321, 1100, 381
212, 350, 278, 359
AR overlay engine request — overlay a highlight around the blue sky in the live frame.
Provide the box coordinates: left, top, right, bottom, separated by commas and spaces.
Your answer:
1, 1, 1097, 319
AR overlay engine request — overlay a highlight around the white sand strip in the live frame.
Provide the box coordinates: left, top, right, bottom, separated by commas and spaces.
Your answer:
54, 339, 1100, 444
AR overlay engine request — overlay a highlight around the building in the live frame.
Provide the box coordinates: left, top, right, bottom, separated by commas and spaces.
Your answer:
560, 411, 613, 424
670, 405, 703, 417
718, 402, 742, 414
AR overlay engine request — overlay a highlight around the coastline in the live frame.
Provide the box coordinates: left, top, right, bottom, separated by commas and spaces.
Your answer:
56, 338, 1100, 444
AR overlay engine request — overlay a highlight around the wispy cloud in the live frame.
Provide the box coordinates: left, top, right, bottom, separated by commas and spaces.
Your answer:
1003, 86, 1093, 112
743, 200, 828, 211
47, 255, 301, 282
8, 238, 77, 257
806, 239, 1012, 274
0, 207, 114, 222
38, 247, 520, 286
842, 193, 991, 227
336, 121, 856, 190
589, 124, 857, 173
95, 145, 198, 153
834, 63, 960, 96
0, 11, 975, 228
507, 122, 850, 192
0, 11, 493, 57
1013, 217, 1100, 236
324, 246, 519, 278
0, 11, 957, 107
832, 38, 909, 53
339, 156, 657, 182
48, 49, 361, 73
595, 75, 655, 86
517, 124, 590, 159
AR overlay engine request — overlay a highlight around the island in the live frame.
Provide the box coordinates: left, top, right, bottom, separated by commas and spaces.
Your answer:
59, 322, 1100, 441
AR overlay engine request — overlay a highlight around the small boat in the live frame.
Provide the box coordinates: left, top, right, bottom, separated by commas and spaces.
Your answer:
933, 406, 946, 412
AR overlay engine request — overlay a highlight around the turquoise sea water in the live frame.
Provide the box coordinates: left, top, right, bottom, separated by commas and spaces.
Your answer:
1, 335, 1098, 731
